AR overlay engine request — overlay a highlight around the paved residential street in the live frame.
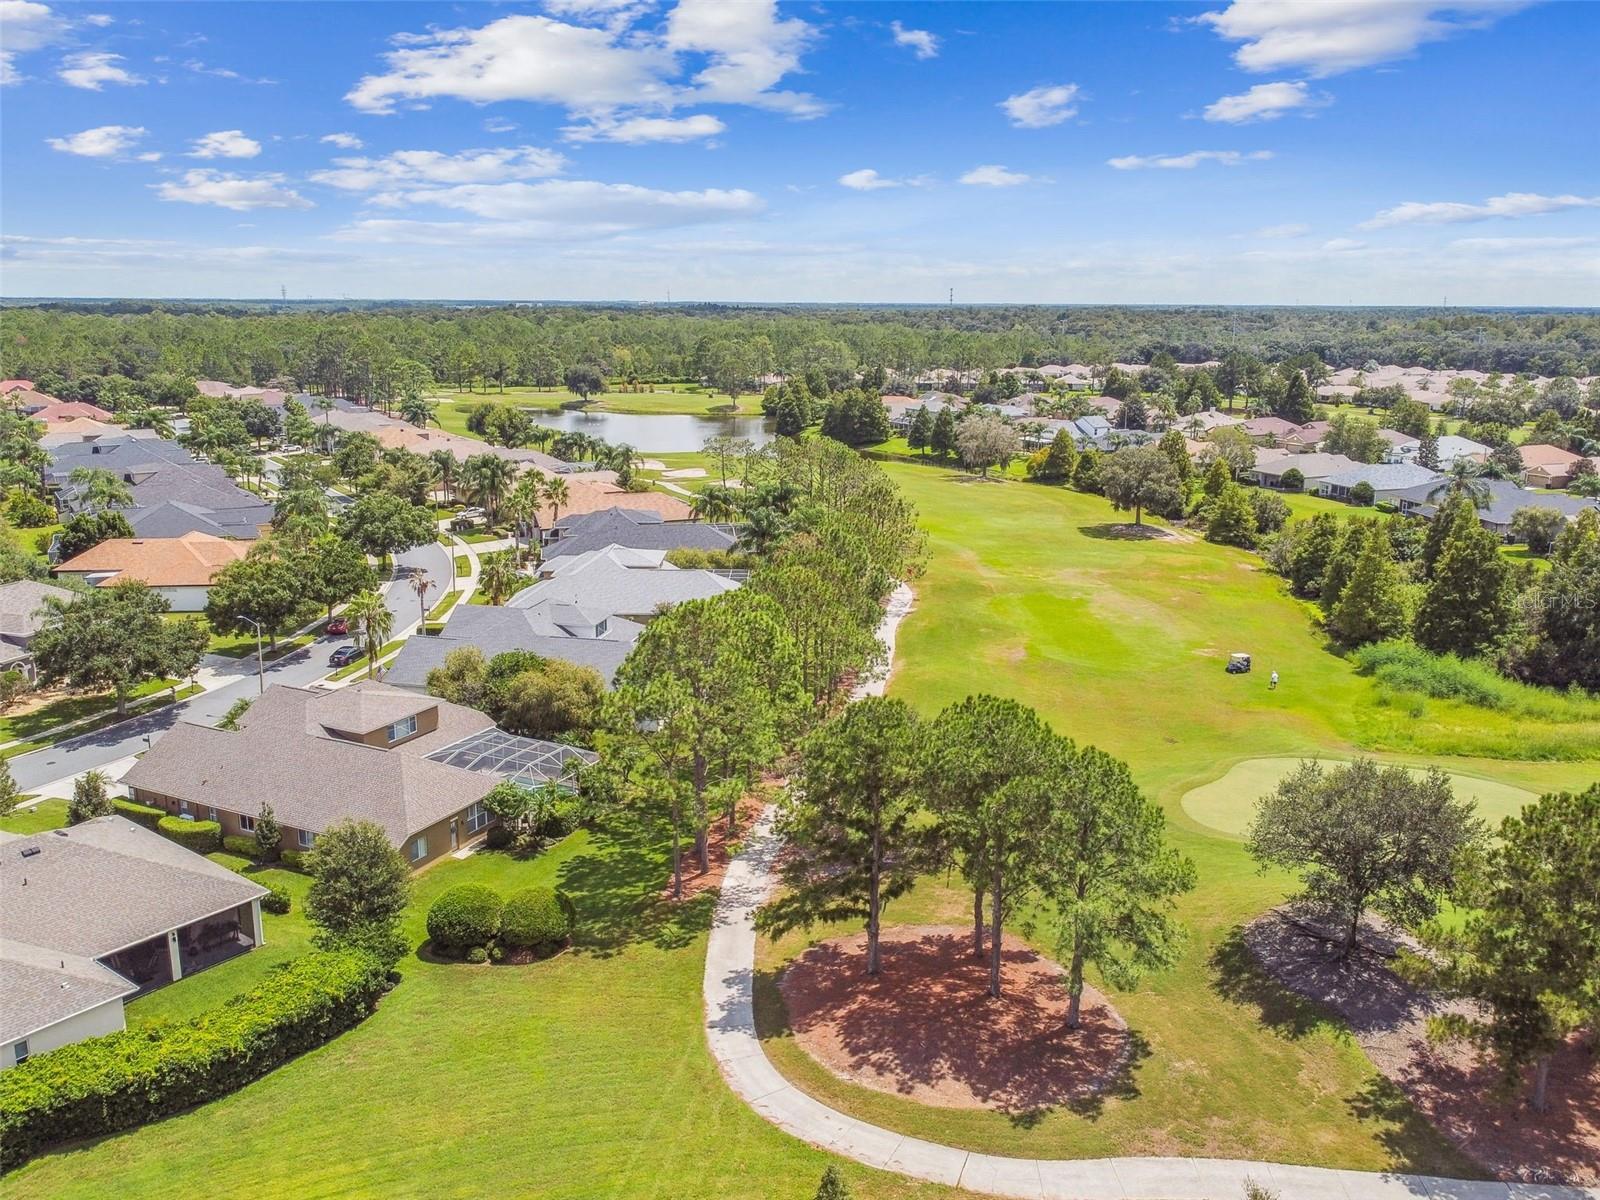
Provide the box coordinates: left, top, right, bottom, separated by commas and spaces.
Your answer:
9, 538, 455, 793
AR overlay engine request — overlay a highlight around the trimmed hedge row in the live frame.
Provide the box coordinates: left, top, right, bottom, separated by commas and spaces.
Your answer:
222, 835, 259, 858
0, 949, 387, 1172
111, 797, 164, 830
261, 883, 292, 915
156, 816, 221, 854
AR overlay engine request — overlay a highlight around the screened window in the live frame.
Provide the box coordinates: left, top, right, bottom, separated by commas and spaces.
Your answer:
409, 835, 428, 862
298, 829, 315, 849
465, 802, 490, 834
386, 714, 419, 743
238, 814, 256, 833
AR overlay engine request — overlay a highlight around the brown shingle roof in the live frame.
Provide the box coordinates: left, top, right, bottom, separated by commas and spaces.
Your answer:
54, 531, 250, 587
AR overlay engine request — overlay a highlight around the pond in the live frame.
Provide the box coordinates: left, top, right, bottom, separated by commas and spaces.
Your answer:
522, 408, 777, 453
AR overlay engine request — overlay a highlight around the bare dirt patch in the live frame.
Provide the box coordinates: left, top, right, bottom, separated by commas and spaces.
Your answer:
1244, 906, 1598, 1185
661, 791, 770, 902
779, 925, 1131, 1113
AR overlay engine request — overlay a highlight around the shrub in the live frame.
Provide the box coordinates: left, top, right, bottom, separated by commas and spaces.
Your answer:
1352, 640, 1600, 722
484, 824, 513, 850
466, 946, 489, 965
1279, 467, 1305, 492
0, 950, 387, 1172
156, 816, 221, 854
222, 835, 260, 859
261, 883, 292, 915
280, 849, 307, 871
112, 797, 165, 830
1349, 480, 1376, 506
499, 886, 573, 951
489, 944, 505, 963
425, 883, 503, 954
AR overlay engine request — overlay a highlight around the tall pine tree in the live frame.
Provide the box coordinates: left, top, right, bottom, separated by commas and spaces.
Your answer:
1329, 525, 1407, 645
1415, 506, 1513, 656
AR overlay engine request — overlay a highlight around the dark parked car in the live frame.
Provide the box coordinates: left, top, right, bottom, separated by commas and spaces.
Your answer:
328, 645, 362, 667
325, 617, 349, 635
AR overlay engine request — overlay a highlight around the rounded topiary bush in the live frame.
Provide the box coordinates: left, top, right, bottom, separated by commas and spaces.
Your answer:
499, 886, 574, 952
426, 883, 503, 955
261, 883, 292, 915
466, 946, 489, 965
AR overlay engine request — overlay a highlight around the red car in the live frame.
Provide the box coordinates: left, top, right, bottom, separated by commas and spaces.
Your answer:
326, 617, 349, 636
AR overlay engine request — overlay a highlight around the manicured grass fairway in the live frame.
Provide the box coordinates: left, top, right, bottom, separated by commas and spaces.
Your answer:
1179, 757, 1540, 840
753, 463, 1593, 1175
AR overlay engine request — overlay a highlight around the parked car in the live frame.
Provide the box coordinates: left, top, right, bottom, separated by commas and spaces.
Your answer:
328, 645, 362, 667
325, 617, 349, 635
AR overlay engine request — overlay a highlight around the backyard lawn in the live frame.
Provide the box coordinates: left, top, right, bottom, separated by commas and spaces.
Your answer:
0, 798, 65, 834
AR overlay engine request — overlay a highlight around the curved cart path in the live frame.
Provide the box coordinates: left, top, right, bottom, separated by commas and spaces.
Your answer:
702, 590, 1598, 1200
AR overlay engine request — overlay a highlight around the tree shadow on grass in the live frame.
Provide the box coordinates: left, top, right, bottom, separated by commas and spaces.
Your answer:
1346, 1074, 1490, 1182
555, 813, 715, 958
1078, 522, 1177, 541
1209, 924, 1346, 1042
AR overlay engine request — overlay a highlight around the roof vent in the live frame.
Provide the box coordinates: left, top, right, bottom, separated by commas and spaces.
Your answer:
20, 845, 40, 858
52, 828, 68, 836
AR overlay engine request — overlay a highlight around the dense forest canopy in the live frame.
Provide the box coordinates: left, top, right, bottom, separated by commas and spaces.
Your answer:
2, 303, 1597, 397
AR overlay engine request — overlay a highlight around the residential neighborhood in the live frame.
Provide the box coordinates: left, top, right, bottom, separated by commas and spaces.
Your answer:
1, 2, 1598, 1196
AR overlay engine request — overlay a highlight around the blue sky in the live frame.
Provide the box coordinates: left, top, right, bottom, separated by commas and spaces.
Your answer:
2, 0, 1596, 303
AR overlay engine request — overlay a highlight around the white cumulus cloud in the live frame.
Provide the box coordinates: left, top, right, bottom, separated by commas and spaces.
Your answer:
1108, 149, 1273, 170
46, 124, 147, 158
188, 130, 262, 159
320, 132, 364, 150
563, 114, 725, 144
838, 168, 912, 191
960, 164, 1031, 187
890, 20, 939, 60
311, 146, 568, 191
1197, 0, 1528, 78
154, 169, 313, 211
999, 83, 1080, 129
1, 0, 68, 85
1204, 80, 1328, 123
57, 50, 144, 90
1362, 191, 1600, 228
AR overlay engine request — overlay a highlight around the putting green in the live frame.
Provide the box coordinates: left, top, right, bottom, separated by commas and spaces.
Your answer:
1181, 755, 1540, 839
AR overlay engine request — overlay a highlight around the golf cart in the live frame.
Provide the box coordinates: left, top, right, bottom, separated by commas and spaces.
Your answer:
1226, 652, 1252, 675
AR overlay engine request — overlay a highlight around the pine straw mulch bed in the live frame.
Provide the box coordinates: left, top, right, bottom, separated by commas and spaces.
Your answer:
778, 924, 1131, 1114
1244, 905, 1598, 1185
659, 790, 773, 903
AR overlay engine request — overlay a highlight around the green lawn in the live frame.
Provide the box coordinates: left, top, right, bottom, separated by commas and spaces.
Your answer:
748, 463, 1592, 1173
326, 638, 408, 681
0, 798, 64, 834
6, 819, 954, 1200
0, 677, 178, 745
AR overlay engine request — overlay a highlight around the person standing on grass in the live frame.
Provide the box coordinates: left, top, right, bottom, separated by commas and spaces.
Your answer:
1270, 670, 1279, 690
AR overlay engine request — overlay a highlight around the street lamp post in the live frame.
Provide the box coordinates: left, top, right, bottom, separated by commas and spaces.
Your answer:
237, 616, 266, 695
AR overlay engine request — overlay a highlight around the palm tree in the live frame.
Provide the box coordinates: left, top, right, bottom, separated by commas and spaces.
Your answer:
506, 471, 545, 558
429, 449, 458, 503
314, 396, 335, 426
409, 568, 432, 626
399, 395, 436, 427
461, 453, 517, 527
737, 505, 788, 554
127, 406, 174, 438
477, 551, 519, 606
541, 474, 570, 527
67, 466, 133, 512
691, 486, 740, 524
1426, 459, 1492, 508
343, 590, 393, 680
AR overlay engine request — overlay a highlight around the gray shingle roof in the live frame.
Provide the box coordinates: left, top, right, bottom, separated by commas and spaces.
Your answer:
507, 546, 738, 621
121, 683, 501, 844
49, 437, 272, 539
0, 816, 267, 960
385, 605, 642, 689
0, 940, 137, 1045
0, 580, 73, 640
544, 507, 735, 561
1318, 463, 1443, 492
1394, 478, 1600, 527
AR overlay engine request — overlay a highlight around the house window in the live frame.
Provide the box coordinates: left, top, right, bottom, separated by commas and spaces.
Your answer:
465, 802, 490, 834
14, 1039, 29, 1065
207, 808, 218, 823
409, 834, 428, 862
238, 814, 255, 833
178, 800, 191, 818
386, 714, 418, 743
298, 829, 315, 849
594, 618, 608, 637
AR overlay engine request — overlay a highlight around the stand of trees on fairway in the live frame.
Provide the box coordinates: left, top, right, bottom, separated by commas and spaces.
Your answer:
603, 437, 924, 899
4, 306, 1596, 403
1401, 784, 1600, 1113
759, 692, 1195, 1021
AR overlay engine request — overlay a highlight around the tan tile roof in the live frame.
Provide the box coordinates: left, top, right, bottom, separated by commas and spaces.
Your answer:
1518, 443, 1582, 468
537, 478, 691, 527
34, 401, 114, 422
55, 530, 250, 587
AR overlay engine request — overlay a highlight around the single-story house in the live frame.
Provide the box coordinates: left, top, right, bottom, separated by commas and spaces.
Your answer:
1433, 434, 1491, 469
1377, 429, 1423, 463
195, 381, 288, 407
510, 544, 740, 621
1019, 417, 1082, 448
48, 437, 274, 541
122, 683, 596, 870
1282, 421, 1331, 453
53, 531, 250, 611
533, 477, 691, 531
1519, 444, 1585, 489
1239, 416, 1302, 443
386, 597, 644, 690
0, 380, 34, 396
1395, 478, 1599, 539
1251, 451, 1359, 488
31, 401, 114, 424
0, 579, 74, 680
544, 506, 735, 562
1178, 409, 1242, 436
38, 418, 131, 448
1, 815, 268, 1068
1317, 463, 1444, 503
